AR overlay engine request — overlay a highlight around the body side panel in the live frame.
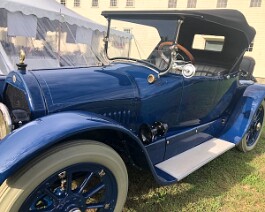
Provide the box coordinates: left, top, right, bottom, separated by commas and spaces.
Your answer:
4, 71, 47, 119
178, 76, 219, 126
220, 83, 265, 143
31, 64, 138, 113
0, 111, 167, 185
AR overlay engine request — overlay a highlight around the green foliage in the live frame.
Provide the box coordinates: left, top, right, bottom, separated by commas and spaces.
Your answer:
124, 129, 265, 211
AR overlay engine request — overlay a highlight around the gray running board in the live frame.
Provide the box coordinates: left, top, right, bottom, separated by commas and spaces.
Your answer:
155, 138, 235, 181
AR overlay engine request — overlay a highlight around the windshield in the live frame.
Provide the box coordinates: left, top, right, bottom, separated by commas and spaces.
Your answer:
107, 19, 179, 71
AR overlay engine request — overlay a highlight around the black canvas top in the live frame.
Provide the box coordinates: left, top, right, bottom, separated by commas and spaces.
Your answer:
102, 9, 255, 44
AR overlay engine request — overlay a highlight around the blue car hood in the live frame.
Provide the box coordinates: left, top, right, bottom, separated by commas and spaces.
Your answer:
31, 63, 140, 113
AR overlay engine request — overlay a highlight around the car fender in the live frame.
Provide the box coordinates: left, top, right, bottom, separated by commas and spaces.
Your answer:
220, 83, 265, 144
0, 111, 156, 184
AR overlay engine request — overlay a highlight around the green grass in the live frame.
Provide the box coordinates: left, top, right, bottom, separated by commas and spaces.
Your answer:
124, 129, 265, 212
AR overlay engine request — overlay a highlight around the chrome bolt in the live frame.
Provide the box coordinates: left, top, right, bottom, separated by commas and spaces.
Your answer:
99, 169, 105, 177
58, 171, 66, 179
256, 122, 261, 131
12, 75, 16, 83
104, 203, 110, 209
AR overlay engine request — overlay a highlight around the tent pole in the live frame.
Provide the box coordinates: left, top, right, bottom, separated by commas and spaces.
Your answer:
104, 18, 111, 55
57, 9, 62, 64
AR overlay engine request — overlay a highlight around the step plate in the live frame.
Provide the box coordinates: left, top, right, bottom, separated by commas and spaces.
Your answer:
155, 138, 235, 181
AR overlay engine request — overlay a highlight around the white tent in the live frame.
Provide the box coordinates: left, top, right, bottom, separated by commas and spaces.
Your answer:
0, 0, 131, 74
0, 0, 107, 32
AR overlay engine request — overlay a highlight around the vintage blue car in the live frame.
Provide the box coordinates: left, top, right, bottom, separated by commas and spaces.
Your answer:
0, 9, 264, 211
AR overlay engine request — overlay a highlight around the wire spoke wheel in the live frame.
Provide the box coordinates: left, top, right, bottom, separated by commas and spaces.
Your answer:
237, 101, 265, 152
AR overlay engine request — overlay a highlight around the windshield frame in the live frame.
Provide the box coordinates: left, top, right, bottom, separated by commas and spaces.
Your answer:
103, 17, 184, 74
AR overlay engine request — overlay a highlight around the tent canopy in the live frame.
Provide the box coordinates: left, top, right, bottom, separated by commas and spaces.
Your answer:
1, 0, 106, 32
0, 0, 131, 74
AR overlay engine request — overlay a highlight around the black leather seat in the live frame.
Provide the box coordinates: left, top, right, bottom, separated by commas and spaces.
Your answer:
194, 64, 227, 76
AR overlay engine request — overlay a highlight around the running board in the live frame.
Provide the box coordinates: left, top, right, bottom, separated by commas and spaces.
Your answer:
155, 138, 235, 181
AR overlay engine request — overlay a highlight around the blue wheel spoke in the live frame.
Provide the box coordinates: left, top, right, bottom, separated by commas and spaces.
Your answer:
26, 192, 56, 211
253, 116, 260, 124
255, 107, 264, 123
256, 108, 262, 117
86, 202, 105, 209
78, 172, 93, 194
66, 172, 73, 193
20, 163, 118, 212
84, 182, 105, 199
43, 188, 60, 204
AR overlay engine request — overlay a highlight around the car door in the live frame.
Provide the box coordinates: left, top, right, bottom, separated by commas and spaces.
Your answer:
163, 70, 238, 159
177, 74, 219, 127
177, 70, 238, 127
162, 73, 219, 160
212, 73, 238, 118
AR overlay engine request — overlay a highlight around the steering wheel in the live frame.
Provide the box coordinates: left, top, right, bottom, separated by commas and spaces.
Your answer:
158, 41, 195, 64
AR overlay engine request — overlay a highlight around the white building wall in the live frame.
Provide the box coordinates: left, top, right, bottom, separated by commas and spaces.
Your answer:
58, 0, 265, 78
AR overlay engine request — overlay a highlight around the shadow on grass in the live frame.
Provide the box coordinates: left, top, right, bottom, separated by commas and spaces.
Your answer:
124, 131, 265, 211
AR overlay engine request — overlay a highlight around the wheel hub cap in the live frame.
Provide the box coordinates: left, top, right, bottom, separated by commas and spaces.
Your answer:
59, 194, 86, 211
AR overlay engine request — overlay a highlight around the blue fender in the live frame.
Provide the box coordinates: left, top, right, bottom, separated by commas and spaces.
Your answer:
220, 83, 265, 144
0, 111, 157, 184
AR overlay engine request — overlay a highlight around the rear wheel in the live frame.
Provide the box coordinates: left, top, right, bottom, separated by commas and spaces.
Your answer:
0, 140, 128, 212
237, 101, 265, 152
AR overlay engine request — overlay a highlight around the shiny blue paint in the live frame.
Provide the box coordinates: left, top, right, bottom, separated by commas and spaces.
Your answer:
0, 76, 5, 100
178, 74, 238, 126
4, 62, 184, 130
31, 64, 138, 113
135, 73, 183, 127
145, 137, 166, 164
5, 71, 46, 119
0, 112, 120, 183
0, 111, 171, 185
154, 167, 176, 183
202, 78, 238, 123
178, 76, 220, 125
16, 63, 169, 130
31, 63, 184, 130
4, 62, 238, 133
220, 83, 265, 144
164, 121, 216, 160
165, 132, 213, 160
0, 61, 264, 186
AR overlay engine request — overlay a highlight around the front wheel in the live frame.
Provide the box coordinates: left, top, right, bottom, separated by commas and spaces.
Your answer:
237, 101, 265, 152
0, 140, 128, 212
